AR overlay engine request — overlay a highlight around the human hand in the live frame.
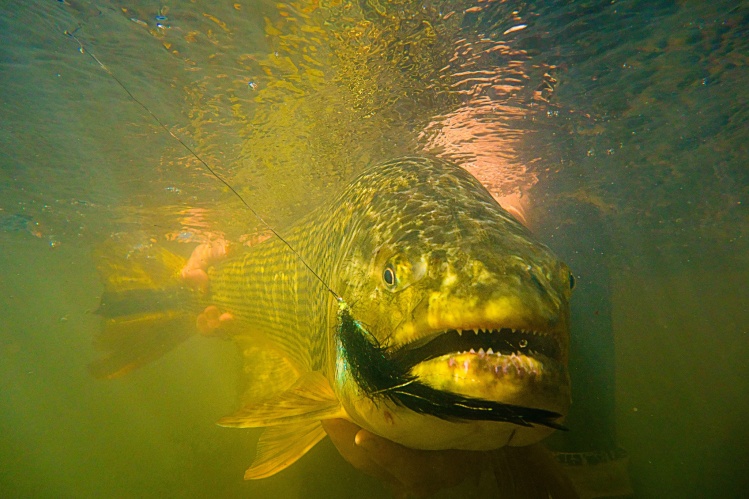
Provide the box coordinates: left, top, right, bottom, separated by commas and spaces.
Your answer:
322, 418, 483, 498
180, 239, 230, 292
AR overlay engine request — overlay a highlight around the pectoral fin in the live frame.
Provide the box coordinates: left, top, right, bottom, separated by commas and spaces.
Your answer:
243, 420, 328, 479
218, 371, 344, 427
218, 371, 344, 479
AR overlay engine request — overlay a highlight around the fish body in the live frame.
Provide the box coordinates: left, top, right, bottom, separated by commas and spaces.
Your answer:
208, 157, 572, 467
93, 156, 572, 478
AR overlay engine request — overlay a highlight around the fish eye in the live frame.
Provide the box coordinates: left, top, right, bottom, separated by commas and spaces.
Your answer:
569, 272, 576, 290
383, 266, 396, 287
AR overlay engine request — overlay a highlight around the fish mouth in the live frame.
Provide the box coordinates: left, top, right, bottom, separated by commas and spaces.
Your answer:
390, 327, 562, 368
385, 326, 570, 428
336, 304, 568, 430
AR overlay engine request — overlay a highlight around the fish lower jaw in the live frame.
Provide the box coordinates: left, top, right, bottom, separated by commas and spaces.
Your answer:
410, 351, 569, 414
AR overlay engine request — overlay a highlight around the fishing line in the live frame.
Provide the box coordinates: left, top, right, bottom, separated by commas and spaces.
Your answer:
64, 26, 342, 302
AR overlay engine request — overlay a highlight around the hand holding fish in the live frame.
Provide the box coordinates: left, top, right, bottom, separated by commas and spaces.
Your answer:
182, 240, 234, 335
323, 418, 581, 498
323, 418, 484, 498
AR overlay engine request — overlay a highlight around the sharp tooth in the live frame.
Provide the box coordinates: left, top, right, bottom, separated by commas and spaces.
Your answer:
478, 348, 485, 356
469, 348, 476, 354
457, 330, 463, 336
486, 348, 494, 355
474, 328, 480, 335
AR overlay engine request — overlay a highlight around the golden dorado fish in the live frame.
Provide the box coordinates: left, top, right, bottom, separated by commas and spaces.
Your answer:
92, 156, 573, 480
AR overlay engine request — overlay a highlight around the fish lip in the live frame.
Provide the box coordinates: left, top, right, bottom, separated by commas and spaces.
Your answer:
388, 327, 563, 368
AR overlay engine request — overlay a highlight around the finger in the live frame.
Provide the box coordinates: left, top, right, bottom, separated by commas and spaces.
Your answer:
203, 305, 220, 321
322, 419, 401, 485
354, 428, 431, 478
180, 267, 209, 291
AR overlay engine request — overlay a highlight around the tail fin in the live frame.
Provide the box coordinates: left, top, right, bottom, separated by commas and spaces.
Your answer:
89, 241, 196, 379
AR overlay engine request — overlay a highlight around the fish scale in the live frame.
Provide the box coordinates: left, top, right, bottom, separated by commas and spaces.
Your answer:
207, 228, 330, 372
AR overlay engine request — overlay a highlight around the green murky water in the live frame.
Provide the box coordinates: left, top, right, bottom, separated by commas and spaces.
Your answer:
1, 1, 747, 497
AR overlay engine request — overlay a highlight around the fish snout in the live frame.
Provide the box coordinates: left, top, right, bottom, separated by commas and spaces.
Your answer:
424, 256, 570, 336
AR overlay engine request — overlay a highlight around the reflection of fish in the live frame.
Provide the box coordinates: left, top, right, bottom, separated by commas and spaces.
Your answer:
92, 156, 573, 479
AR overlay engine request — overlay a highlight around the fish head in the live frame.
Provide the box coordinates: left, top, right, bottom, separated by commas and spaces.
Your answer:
327, 157, 573, 450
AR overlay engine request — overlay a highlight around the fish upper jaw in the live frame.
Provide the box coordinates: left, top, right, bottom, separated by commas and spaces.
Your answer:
391, 289, 570, 363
